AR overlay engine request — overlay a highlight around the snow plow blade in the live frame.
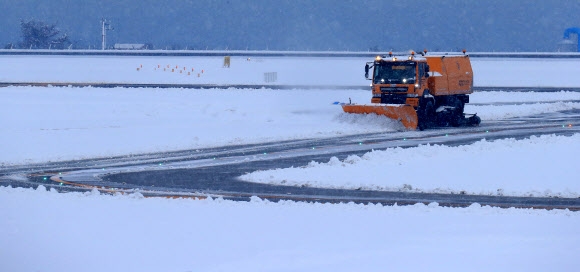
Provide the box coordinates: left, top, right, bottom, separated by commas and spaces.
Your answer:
342, 104, 418, 130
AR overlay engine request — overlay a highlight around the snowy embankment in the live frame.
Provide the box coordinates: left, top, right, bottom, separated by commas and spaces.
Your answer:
1, 185, 579, 272
241, 134, 580, 198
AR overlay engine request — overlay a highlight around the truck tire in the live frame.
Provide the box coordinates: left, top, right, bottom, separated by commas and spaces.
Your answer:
418, 100, 435, 130
450, 99, 465, 127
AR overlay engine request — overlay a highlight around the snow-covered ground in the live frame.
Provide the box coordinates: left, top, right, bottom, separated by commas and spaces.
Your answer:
2, 87, 579, 165
1, 55, 580, 271
1, 186, 579, 272
2, 55, 580, 87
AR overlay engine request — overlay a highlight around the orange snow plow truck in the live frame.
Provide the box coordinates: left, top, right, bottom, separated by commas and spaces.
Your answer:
342, 51, 481, 130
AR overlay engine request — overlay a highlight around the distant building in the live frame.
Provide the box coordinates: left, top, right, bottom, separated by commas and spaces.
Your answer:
113, 43, 148, 50
558, 28, 580, 52
557, 39, 577, 52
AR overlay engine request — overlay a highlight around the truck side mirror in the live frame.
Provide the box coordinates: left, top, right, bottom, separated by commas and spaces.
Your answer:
364, 64, 369, 79
425, 65, 430, 77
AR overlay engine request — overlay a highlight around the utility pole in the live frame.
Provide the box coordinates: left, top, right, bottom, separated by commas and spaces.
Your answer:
101, 19, 113, 50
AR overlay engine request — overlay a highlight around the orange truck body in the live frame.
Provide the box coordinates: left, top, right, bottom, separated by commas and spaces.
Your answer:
425, 55, 473, 96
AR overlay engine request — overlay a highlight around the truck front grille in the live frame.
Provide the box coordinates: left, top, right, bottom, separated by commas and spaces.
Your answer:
381, 93, 407, 104
380, 87, 408, 92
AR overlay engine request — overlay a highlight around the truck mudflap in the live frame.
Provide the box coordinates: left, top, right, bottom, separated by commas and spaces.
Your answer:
342, 104, 418, 130
464, 114, 481, 126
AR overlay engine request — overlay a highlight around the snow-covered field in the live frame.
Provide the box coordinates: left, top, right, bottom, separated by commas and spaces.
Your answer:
2, 55, 580, 87
2, 186, 578, 272
2, 86, 579, 165
1, 55, 580, 271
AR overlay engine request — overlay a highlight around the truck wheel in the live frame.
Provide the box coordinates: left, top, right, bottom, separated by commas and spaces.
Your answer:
450, 99, 464, 127
418, 100, 435, 130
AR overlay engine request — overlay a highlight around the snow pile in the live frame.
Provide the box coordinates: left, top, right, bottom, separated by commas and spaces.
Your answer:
333, 112, 404, 130
1, 185, 579, 272
240, 134, 580, 198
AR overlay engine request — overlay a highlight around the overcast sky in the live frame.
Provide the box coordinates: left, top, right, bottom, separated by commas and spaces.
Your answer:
1, 0, 579, 51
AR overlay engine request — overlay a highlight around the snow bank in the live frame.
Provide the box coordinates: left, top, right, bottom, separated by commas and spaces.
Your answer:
240, 134, 580, 198
1, 185, 578, 272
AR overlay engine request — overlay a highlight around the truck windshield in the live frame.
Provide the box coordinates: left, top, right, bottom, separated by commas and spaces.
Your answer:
373, 62, 416, 84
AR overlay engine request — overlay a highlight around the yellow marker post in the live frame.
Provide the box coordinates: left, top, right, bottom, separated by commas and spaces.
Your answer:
223, 56, 231, 68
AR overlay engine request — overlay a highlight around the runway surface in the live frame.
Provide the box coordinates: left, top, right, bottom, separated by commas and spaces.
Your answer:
2, 98, 579, 210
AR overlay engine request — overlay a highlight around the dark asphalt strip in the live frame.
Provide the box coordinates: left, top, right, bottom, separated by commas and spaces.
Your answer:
99, 122, 580, 210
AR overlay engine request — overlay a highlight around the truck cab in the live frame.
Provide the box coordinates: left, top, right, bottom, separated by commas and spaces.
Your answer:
366, 54, 429, 109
